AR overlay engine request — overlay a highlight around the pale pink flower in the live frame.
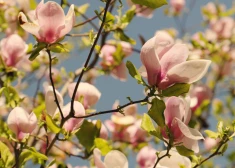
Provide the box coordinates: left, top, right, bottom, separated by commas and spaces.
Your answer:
7, 107, 37, 140
126, 0, 154, 18
170, 0, 185, 13
45, 86, 63, 116
18, 0, 75, 44
63, 102, 85, 132
156, 150, 191, 168
210, 17, 234, 39
137, 146, 157, 168
68, 82, 101, 109
161, 97, 204, 153
190, 84, 212, 112
0, 34, 27, 67
100, 41, 132, 81
204, 137, 219, 151
93, 148, 128, 168
140, 31, 211, 89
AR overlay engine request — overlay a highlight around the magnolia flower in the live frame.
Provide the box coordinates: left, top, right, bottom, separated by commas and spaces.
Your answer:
45, 86, 63, 116
18, 0, 75, 44
136, 146, 157, 168
126, 0, 154, 18
0, 34, 27, 67
93, 148, 128, 168
140, 31, 211, 89
7, 107, 37, 140
100, 41, 132, 81
190, 84, 212, 112
63, 102, 85, 132
68, 82, 101, 109
210, 17, 234, 39
161, 97, 204, 153
156, 150, 191, 168
170, 0, 185, 13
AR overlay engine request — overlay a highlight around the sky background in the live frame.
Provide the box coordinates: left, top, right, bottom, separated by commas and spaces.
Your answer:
28, 0, 233, 167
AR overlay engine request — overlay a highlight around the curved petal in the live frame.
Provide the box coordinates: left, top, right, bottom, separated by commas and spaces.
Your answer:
160, 60, 211, 88
175, 118, 204, 140
111, 62, 127, 81
104, 150, 128, 168
59, 4, 75, 37
111, 115, 135, 125
18, 12, 40, 37
159, 44, 188, 77
140, 36, 161, 86
138, 65, 147, 78
181, 136, 200, 153
93, 148, 106, 168
45, 86, 63, 116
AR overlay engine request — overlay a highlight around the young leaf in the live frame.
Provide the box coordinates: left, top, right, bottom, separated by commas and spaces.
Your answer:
45, 114, 61, 134
29, 43, 46, 61
0, 142, 14, 167
204, 130, 219, 139
176, 145, 194, 156
131, 0, 167, 9
148, 98, 165, 127
141, 114, 160, 137
126, 61, 145, 85
94, 138, 112, 155
49, 43, 69, 53
162, 83, 190, 97
76, 120, 101, 153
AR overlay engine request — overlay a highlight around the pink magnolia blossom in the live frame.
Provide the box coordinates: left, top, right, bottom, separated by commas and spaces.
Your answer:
156, 150, 191, 168
190, 84, 212, 112
136, 146, 157, 168
63, 102, 85, 132
18, 0, 75, 44
161, 97, 204, 153
0, 34, 28, 67
126, 0, 154, 18
93, 148, 128, 168
140, 31, 211, 89
45, 86, 63, 116
170, 0, 185, 13
7, 107, 37, 140
210, 17, 234, 39
100, 41, 132, 81
68, 82, 101, 109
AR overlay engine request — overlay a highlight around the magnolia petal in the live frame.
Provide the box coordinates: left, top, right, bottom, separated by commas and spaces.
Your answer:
111, 62, 127, 81
111, 115, 135, 125
164, 97, 184, 124
180, 97, 191, 125
59, 4, 75, 37
159, 44, 188, 76
140, 36, 161, 86
160, 60, 211, 88
45, 86, 63, 116
175, 118, 204, 140
138, 65, 147, 78
18, 12, 40, 37
104, 150, 128, 168
93, 148, 106, 168
181, 136, 200, 153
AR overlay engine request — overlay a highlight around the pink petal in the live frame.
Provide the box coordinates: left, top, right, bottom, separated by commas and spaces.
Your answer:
159, 44, 188, 77
140, 36, 161, 86
181, 136, 200, 153
111, 62, 127, 81
93, 148, 106, 168
160, 60, 211, 89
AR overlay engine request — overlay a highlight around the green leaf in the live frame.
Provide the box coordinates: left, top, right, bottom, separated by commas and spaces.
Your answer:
19, 147, 48, 166
0, 142, 14, 167
75, 3, 90, 16
76, 120, 101, 153
114, 29, 136, 45
49, 43, 69, 53
148, 98, 165, 127
141, 114, 160, 137
94, 138, 112, 155
162, 83, 190, 97
33, 103, 45, 119
126, 61, 145, 85
220, 143, 228, 154
204, 130, 219, 139
176, 145, 194, 156
120, 6, 136, 28
45, 114, 61, 134
29, 43, 46, 61
131, 0, 167, 9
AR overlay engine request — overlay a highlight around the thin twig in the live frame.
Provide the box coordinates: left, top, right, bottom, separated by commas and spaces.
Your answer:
70, 0, 112, 115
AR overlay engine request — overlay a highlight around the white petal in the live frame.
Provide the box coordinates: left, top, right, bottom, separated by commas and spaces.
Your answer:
104, 150, 128, 168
